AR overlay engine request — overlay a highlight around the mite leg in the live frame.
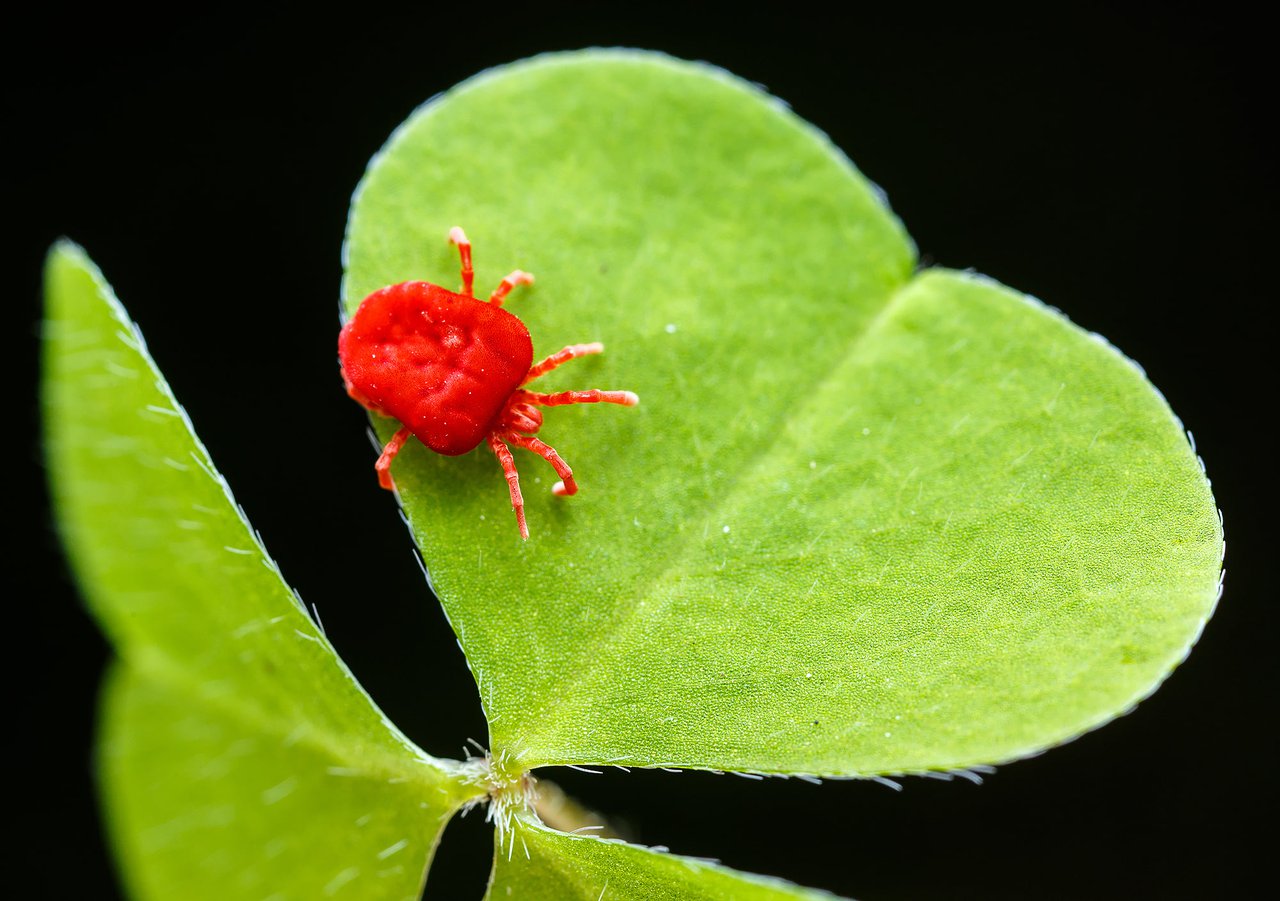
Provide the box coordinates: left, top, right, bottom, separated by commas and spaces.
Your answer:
448, 227, 475, 297
522, 342, 604, 385
343, 371, 378, 411
487, 433, 529, 540
506, 432, 578, 497
521, 389, 639, 408
489, 270, 535, 307
375, 425, 413, 491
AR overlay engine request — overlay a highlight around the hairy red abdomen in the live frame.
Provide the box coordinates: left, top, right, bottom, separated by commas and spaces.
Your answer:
338, 281, 533, 455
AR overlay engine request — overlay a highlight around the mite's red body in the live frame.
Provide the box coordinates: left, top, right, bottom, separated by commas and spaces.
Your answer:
339, 227, 637, 539
339, 281, 533, 456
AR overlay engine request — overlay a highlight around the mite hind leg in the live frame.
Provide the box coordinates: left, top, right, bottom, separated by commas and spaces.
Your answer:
375, 426, 413, 491
487, 433, 529, 540
522, 389, 639, 408
506, 432, 578, 497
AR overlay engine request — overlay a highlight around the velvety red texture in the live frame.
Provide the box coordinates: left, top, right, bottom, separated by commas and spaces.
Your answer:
339, 281, 534, 455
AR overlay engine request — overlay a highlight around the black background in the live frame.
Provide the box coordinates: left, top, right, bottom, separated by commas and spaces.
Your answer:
9, 3, 1271, 899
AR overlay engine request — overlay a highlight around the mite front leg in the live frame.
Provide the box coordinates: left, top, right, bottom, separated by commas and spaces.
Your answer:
487, 433, 529, 540
506, 432, 579, 497
489, 270, 535, 307
448, 227, 475, 297
375, 425, 413, 491
523, 342, 604, 384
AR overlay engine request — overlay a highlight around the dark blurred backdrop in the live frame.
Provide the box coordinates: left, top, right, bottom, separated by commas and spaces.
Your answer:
9, 3, 1271, 899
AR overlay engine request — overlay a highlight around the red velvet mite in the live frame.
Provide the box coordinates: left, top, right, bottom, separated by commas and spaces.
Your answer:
339, 227, 638, 539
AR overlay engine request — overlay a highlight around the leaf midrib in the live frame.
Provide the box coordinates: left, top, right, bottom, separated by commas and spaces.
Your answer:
502, 269, 924, 766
